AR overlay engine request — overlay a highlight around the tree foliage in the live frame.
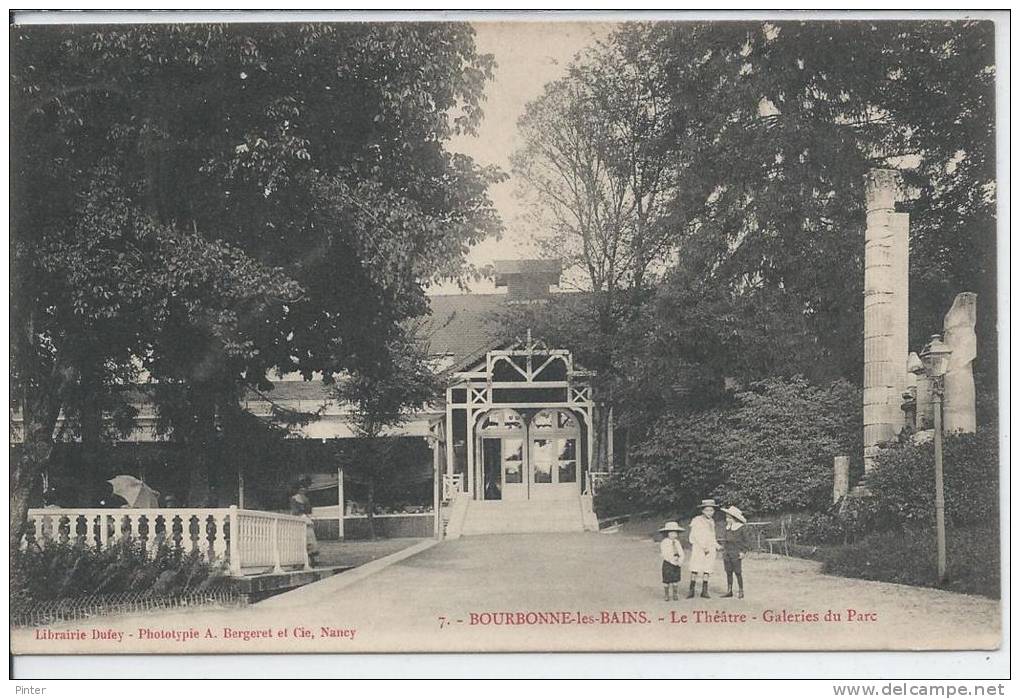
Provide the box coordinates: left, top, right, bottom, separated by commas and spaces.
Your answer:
10, 23, 501, 537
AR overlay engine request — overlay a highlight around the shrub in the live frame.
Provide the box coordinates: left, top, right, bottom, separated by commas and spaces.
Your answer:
622, 409, 729, 514
11, 539, 231, 604
820, 524, 1000, 598
591, 476, 639, 519
867, 427, 999, 528
622, 376, 861, 514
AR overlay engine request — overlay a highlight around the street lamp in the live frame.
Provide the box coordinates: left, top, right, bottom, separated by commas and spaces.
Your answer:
920, 334, 952, 584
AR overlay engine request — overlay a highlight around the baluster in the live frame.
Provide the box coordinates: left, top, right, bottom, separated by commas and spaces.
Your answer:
187, 515, 198, 554
210, 512, 227, 560
171, 514, 182, 552
56, 515, 68, 544
99, 512, 109, 549
108, 513, 119, 544
129, 512, 142, 545
33, 515, 47, 546
147, 512, 162, 555
91, 514, 102, 549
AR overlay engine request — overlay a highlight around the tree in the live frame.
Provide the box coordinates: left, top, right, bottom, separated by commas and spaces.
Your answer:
638, 20, 996, 385
10, 23, 501, 543
512, 36, 678, 467
333, 325, 442, 538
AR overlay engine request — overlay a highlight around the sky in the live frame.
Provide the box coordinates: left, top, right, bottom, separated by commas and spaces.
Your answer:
428, 21, 614, 295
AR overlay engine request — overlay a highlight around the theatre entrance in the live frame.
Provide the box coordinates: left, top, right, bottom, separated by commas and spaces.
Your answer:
476, 408, 580, 501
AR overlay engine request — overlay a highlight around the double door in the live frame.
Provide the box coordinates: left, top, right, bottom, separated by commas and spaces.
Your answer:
480, 432, 579, 501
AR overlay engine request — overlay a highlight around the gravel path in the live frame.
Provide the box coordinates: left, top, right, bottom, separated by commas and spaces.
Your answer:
11, 531, 1000, 654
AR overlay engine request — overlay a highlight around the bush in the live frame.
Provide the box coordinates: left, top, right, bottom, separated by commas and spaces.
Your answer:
867, 427, 999, 528
11, 539, 231, 604
592, 476, 639, 519
623, 376, 861, 514
820, 524, 999, 598
620, 409, 729, 513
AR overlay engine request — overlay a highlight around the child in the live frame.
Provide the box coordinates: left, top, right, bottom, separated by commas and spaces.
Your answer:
658, 521, 686, 601
721, 505, 751, 598
687, 498, 721, 598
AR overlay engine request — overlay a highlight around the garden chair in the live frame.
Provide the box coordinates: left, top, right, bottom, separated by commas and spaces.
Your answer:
765, 515, 791, 556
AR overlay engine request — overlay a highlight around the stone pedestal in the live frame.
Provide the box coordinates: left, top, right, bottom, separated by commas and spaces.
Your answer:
833, 456, 850, 503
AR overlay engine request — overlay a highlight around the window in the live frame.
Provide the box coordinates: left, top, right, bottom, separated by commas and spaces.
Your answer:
531, 437, 577, 484
504, 439, 523, 483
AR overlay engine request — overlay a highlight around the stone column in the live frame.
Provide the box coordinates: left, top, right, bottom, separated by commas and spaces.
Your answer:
863, 169, 910, 470
943, 292, 978, 433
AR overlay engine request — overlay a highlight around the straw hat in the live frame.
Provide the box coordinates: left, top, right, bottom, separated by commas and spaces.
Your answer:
658, 521, 685, 533
695, 498, 719, 511
721, 505, 747, 523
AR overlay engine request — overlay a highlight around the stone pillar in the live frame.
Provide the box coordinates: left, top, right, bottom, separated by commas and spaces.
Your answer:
863, 169, 910, 471
943, 292, 978, 433
833, 456, 850, 503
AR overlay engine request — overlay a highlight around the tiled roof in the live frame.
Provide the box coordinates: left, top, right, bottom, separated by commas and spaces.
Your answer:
421, 293, 510, 368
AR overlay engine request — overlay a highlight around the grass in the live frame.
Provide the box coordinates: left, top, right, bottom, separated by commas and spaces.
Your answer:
813, 525, 999, 599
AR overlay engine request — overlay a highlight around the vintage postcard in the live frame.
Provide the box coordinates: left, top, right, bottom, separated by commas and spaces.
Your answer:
9, 11, 1004, 656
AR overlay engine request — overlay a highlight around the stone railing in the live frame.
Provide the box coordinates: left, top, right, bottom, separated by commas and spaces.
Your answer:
21, 506, 310, 576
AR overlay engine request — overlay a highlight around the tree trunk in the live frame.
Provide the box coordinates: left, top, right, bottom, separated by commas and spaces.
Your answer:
10, 394, 59, 550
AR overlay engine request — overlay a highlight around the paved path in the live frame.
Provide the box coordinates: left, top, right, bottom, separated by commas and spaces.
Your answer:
12, 531, 1000, 654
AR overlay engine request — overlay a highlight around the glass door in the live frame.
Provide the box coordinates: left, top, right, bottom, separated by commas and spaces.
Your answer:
501, 437, 527, 500
528, 409, 580, 500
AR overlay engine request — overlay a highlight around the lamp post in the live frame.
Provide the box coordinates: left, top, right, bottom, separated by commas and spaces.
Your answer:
920, 334, 952, 584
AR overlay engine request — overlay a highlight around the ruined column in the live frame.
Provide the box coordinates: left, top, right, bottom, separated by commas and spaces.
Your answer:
833, 456, 850, 503
943, 292, 978, 433
863, 169, 910, 470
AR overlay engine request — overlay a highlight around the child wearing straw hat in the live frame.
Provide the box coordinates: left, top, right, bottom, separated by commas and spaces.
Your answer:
658, 521, 686, 601
721, 505, 752, 598
687, 498, 721, 598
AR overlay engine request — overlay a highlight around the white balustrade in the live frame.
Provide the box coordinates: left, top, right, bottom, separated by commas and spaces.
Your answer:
442, 473, 464, 501
23, 506, 311, 576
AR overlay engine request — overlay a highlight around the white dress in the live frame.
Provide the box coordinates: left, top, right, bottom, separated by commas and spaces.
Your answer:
688, 515, 719, 573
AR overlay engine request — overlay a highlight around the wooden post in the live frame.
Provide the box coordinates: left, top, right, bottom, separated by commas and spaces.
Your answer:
445, 388, 455, 480
606, 405, 615, 472
432, 431, 441, 539
466, 408, 475, 500
337, 466, 345, 541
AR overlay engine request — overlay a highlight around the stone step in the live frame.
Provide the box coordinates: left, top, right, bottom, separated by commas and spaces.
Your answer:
460, 497, 584, 535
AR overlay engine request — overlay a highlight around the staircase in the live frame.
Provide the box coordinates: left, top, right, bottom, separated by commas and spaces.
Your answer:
459, 497, 591, 536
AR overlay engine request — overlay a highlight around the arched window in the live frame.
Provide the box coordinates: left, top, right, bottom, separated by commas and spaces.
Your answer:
530, 409, 577, 432
477, 408, 524, 434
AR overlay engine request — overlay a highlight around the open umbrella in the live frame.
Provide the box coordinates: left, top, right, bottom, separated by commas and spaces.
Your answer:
108, 475, 160, 508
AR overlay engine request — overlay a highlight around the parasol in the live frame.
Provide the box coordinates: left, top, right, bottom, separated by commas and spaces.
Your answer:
107, 475, 161, 508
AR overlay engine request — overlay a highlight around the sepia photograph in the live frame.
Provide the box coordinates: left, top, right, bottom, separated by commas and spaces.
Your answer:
8, 10, 1005, 662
